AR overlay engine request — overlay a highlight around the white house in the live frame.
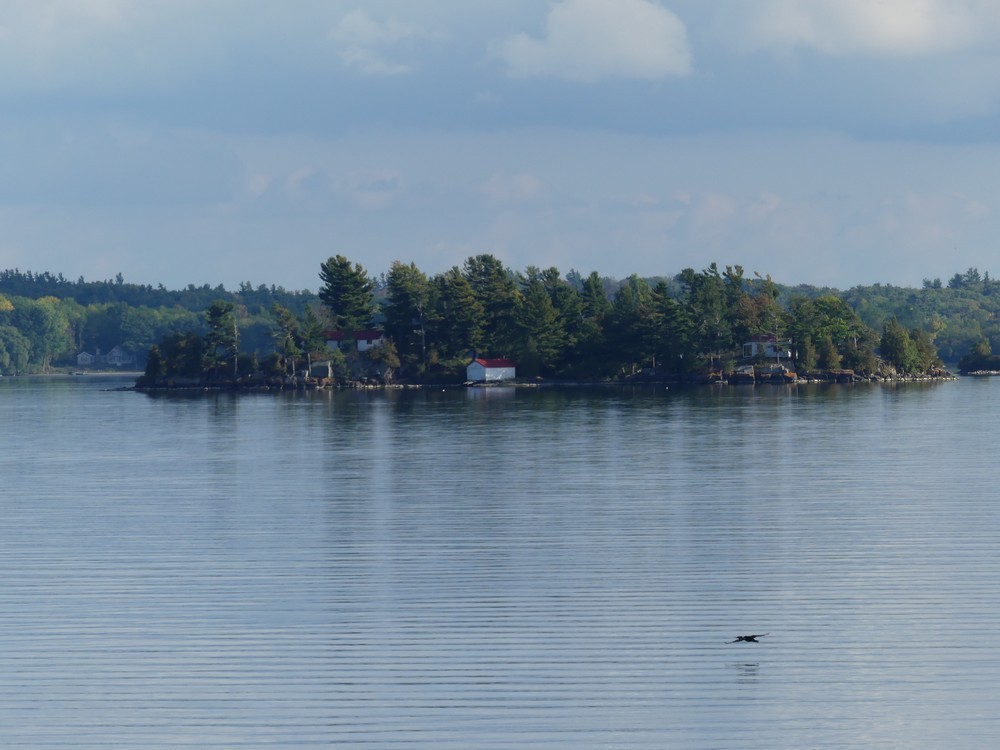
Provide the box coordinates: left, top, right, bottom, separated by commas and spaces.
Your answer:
466, 357, 516, 382
103, 345, 135, 367
76, 346, 135, 369
743, 334, 791, 360
325, 329, 385, 352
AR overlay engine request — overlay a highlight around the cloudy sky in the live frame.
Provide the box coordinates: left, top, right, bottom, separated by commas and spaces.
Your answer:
3, 0, 1000, 291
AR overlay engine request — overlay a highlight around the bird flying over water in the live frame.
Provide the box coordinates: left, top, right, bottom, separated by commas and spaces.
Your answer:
728, 633, 768, 643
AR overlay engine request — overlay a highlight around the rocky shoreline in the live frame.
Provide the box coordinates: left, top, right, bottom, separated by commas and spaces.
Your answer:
131, 367, 959, 393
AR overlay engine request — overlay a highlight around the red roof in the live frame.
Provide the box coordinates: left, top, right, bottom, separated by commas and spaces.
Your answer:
473, 358, 516, 368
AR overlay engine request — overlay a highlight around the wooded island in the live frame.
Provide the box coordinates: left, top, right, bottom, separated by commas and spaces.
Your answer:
1, 259, 997, 385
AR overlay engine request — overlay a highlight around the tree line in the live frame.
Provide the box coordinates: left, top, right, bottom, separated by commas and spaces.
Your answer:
0, 272, 319, 375
6, 259, 999, 380
313, 255, 946, 383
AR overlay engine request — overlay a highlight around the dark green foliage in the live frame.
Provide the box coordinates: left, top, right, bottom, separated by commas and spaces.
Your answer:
318, 255, 375, 333
204, 300, 239, 379
880, 317, 920, 373
8, 297, 71, 372
158, 331, 205, 379
136, 344, 166, 387
513, 267, 565, 377
957, 338, 1000, 373
788, 294, 874, 371
4, 259, 986, 381
463, 254, 520, 357
428, 267, 484, 360
0, 325, 30, 374
384, 261, 431, 374
0, 269, 315, 314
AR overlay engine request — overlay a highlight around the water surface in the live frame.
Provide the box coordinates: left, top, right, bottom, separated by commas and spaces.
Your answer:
2, 376, 999, 748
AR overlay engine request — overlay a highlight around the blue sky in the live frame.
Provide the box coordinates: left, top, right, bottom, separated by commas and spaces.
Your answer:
3, 0, 1000, 291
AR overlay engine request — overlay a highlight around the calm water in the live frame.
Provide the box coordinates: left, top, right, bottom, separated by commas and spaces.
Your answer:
2, 375, 1000, 748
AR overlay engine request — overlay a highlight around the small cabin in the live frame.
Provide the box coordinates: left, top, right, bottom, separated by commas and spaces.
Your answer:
743, 334, 791, 359
325, 329, 385, 352
103, 345, 135, 367
467, 357, 516, 382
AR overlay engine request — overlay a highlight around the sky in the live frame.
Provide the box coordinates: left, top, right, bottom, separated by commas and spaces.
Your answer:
4, 0, 1000, 292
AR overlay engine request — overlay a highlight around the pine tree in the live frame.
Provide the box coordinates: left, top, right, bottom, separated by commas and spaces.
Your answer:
463, 254, 519, 356
384, 261, 430, 371
429, 267, 485, 360
318, 255, 375, 333
204, 300, 238, 379
515, 268, 564, 376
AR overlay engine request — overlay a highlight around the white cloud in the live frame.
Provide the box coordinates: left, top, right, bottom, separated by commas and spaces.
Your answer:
329, 9, 425, 75
735, 0, 1000, 57
0, 0, 231, 92
500, 0, 692, 82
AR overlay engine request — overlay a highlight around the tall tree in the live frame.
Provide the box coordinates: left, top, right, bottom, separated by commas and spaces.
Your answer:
272, 303, 302, 376
910, 327, 941, 371
10, 297, 71, 372
0, 325, 30, 374
542, 267, 584, 374
384, 261, 431, 372
880, 317, 919, 373
679, 264, 732, 368
204, 300, 238, 379
652, 281, 692, 372
606, 275, 658, 375
569, 271, 613, 377
514, 267, 564, 377
318, 255, 375, 333
463, 254, 519, 356
429, 267, 485, 362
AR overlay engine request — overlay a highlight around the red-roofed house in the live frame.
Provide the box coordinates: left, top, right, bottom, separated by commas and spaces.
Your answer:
325, 329, 385, 352
467, 357, 516, 382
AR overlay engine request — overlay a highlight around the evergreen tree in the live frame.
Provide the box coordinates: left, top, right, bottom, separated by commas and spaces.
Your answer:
541, 267, 585, 374
204, 300, 238, 379
137, 344, 166, 386
463, 254, 519, 356
679, 264, 732, 369
606, 275, 658, 375
568, 271, 613, 377
652, 281, 692, 373
159, 331, 205, 378
318, 255, 376, 333
514, 268, 564, 377
817, 335, 842, 369
429, 267, 485, 362
580, 271, 612, 321
384, 261, 431, 372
